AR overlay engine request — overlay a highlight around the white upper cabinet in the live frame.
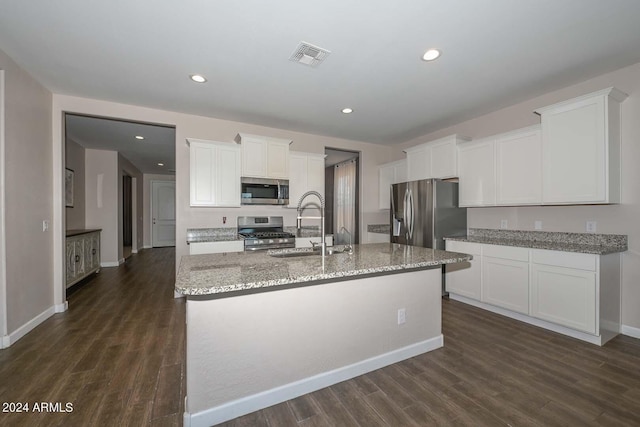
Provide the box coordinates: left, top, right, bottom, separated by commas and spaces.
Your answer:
235, 133, 291, 179
188, 138, 241, 207
535, 87, 627, 204
405, 135, 469, 181
289, 151, 325, 207
378, 159, 407, 210
495, 125, 542, 205
458, 138, 496, 207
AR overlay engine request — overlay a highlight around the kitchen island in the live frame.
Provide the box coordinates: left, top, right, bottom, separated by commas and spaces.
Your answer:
177, 243, 471, 427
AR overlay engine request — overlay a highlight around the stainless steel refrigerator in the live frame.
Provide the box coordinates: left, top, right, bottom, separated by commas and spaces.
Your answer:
391, 179, 467, 295
390, 179, 467, 249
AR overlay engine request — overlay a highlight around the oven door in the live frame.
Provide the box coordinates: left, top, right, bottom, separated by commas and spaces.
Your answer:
241, 177, 289, 205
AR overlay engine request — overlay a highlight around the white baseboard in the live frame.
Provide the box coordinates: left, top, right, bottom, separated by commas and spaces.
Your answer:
1, 334, 10, 349
2, 305, 55, 348
101, 261, 120, 267
54, 301, 68, 313
449, 294, 612, 346
132, 249, 138, 254
185, 336, 443, 427
142, 245, 152, 249
174, 290, 184, 299
622, 324, 640, 339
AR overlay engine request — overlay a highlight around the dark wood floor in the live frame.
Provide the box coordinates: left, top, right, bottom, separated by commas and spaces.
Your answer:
0, 247, 185, 427
2, 247, 640, 426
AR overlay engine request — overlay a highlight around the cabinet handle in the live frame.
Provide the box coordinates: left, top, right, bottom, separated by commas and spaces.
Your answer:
75, 255, 80, 263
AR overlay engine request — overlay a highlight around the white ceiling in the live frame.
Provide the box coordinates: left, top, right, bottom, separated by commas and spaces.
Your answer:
2, 1, 640, 146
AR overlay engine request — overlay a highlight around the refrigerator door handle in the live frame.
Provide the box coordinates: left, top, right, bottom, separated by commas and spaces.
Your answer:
408, 188, 415, 239
403, 188, 409, 239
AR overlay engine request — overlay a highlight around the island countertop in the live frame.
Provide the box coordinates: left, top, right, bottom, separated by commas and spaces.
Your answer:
176, 243, 472, 297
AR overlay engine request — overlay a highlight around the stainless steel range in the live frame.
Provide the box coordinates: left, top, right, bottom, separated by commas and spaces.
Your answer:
237, 216, 296, 251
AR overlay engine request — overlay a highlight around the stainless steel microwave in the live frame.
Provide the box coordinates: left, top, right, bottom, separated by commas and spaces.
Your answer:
240, 177, 289, 205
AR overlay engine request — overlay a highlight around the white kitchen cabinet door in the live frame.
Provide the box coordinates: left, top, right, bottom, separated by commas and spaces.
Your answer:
216, 144, 242, 206
496, 126, 542, 205
378, 159, 407, 210
267, 140, 290, 179
458, 139, 496, 207
406, 146, 431, 181
531, 264, 597, 334
482, 256, 529, 314
188, 139, 241, 207
367, 232, 390, 243
289, 152, 325, 207
536, 87, 626, 204
445, 241, 482, 300
430, 138, 459, 179
189, 241, 244, 255
236, 133, 291, 179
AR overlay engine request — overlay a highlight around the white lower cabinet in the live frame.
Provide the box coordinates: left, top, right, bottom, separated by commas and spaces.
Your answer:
189, 241, 244, 255
445, 241, 481, 300
445, 240, 620, 345
482, 256, 529, 314
531, 264, 596, 334
367, 232, 390, 244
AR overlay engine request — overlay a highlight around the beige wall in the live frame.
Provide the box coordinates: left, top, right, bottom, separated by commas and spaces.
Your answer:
117, 153, 143, 257
399, 61, 640, 330
0, 49, 54, 333
142, 173, 175, 248
51, 95, 395, 274
85, 149, 119, 265
65, 138, 85, 230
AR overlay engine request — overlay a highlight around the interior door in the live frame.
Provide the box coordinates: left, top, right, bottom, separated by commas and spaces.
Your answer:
152, 181, 176, 247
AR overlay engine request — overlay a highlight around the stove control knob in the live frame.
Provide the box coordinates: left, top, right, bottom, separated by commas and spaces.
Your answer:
258, 240, 264, 244
269, 239, 274, 244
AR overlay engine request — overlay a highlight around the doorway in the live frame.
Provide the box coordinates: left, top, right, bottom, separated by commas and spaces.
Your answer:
325, 148, 360, 244
151, 180, 176, 247
123, 174, 133, 259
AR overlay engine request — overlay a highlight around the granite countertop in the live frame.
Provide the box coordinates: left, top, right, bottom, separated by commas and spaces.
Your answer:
176, 243, 472, 296
66, 228, 102, 237
367, 224, 390, 234
445, 228, 627, 255
186, 228, 241, 243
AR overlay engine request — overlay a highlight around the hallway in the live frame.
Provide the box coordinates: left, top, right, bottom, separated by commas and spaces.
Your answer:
0, 248, 184, 426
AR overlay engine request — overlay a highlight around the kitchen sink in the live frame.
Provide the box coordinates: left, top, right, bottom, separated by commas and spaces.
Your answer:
267, 246, 352, 258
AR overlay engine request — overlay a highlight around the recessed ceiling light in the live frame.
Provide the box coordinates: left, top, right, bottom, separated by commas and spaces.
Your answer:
135, 135, 144, 140
190, 74, 207, 83
157, 162, 164, 166
422, 49, 441, 61
342, 108, 353, 114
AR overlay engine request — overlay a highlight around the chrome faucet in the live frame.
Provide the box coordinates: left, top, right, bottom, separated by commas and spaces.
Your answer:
297, 191, 325, 267
339, 226, 353, 254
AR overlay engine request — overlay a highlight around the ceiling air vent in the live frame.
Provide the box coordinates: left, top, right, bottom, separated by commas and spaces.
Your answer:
289, 41, 331, 67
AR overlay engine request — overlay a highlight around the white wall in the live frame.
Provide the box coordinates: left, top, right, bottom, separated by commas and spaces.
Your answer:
0, 48, 54, 336
143, 173, 175, 248
65, 138, 85, 230
51, 95, 395, 280
85, 149, 119, 265
118, 153, 143, 258
399, 60, 640, 331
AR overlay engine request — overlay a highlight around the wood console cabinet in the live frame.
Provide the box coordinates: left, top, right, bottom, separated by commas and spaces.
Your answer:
66, 229, 101, 288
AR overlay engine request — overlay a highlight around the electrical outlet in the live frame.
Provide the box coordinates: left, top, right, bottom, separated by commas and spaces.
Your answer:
586, 221, 597, 233
500, 219, 508, 229
397, 308, 406, 325
223, 216, 227, 224
534, 220, 542, 230
42, 220, 49, 232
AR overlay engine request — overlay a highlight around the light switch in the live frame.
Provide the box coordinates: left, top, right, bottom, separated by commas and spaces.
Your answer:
586, 221, 597, 233
42, 220, 49, 232
500, 219, 508, 229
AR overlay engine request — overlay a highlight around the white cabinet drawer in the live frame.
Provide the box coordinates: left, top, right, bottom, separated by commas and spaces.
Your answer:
483, 244, 529, 262
445, 240, 481, 255
189, 241, 244, 255
531, 249, 596, 271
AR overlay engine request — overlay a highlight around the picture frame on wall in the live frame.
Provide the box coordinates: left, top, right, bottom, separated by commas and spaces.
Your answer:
65, 168, 74, 208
